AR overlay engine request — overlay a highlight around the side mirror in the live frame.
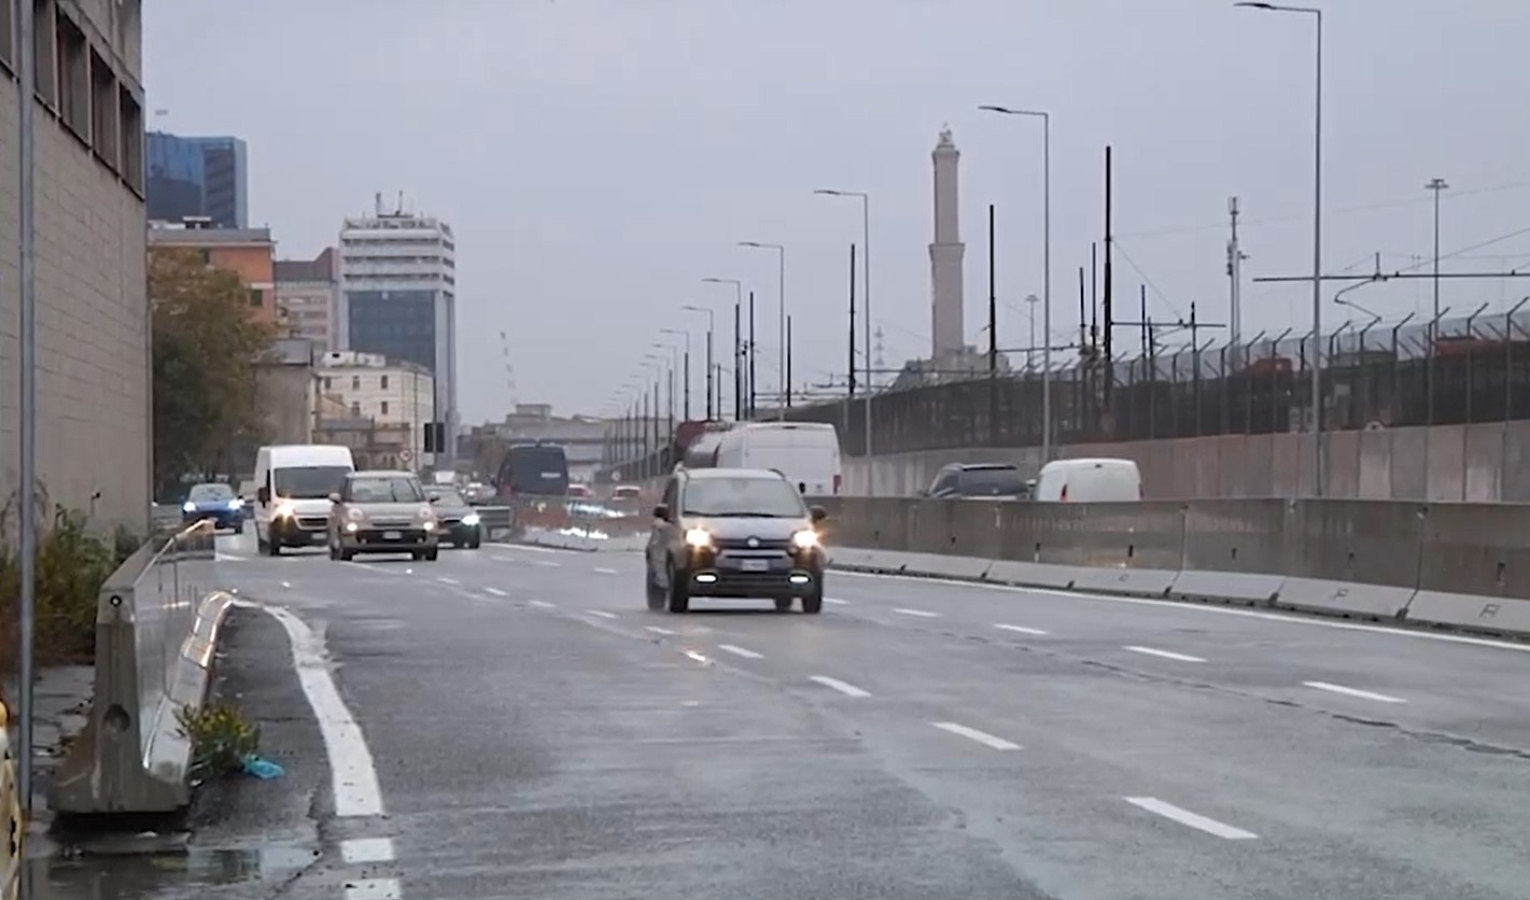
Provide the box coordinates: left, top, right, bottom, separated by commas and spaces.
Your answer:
328, 492, 341, 504
257, 487, 271, 505
810, 505, 828, 523
652, 503, 670, 521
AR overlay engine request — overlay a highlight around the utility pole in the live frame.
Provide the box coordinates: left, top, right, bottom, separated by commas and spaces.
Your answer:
747, 291, 757, 419
785, 315, 793, 408
1103, 146, 1115, 414
733, 301, 742, 420
848, 243, 857, 398
988, 204, 999, 447
1427, 177, 1449, 429
1227, 196, 1248, 367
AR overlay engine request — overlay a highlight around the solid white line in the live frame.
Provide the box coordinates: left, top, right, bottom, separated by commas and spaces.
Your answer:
260, 605, 384, 818
824, 597, 850, 606
837, 569, 1530, 655
1124, 796, 1258, 840
345, 879, 402, 900
892, 607, 941, 618
995, 623, 1049, 636
483, 587, 509, 597
490, 542, 558, 553
645, 626, 679, 636
1303, 681, 1407, 704
932, 721, 1021, 751
810, 675, 871, 698
340, 837, 396, 864
528, 600, 555, 609
717, 644, 764, 660
586, 610, 618, 619
593, 566, 619, 575
435, 576, 460, 585
1124, 645, 1206, 663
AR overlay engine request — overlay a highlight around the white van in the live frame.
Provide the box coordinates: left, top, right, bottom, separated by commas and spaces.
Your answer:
253, 444, 356, 555
1032, 458, 1143, 503
713, 423, 842, 496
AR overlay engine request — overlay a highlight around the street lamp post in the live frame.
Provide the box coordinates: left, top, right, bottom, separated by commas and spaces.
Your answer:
661, 328, 692, 421
1235, 1, 1323, 495
814, 189, 874, 464
701, 277, 743, 419
681, 305, 715, 419
979, 105, 1052, 462
1426, 177, 1449, 428
738, 242, 786, 420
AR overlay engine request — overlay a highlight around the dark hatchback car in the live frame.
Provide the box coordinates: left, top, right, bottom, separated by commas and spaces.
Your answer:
923, 462, 1031, 500
182, 482, 244, 532
645, 468, 828, 614
425, 486, 483, 549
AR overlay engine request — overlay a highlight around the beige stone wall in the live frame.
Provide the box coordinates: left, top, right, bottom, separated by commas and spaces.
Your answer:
0, 0, 149, 535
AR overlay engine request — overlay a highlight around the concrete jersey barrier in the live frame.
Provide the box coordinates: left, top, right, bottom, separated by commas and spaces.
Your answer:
50, 521, 232, 815
816, 497, 1530, 639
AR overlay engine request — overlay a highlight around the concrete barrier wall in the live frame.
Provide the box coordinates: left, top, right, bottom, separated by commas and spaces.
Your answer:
817, 497, 1530, 637
844, 420, 1530, 501
50, 520, 232, 815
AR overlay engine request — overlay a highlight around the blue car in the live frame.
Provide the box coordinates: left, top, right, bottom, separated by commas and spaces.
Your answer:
182, 483, 245, 533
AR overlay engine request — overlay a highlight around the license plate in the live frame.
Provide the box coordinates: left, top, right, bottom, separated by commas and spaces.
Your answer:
383, 531, 402, 540
741, 559, 769, 572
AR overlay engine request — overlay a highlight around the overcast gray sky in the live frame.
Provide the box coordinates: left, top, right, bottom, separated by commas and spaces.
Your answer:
144, 1, 1530, 423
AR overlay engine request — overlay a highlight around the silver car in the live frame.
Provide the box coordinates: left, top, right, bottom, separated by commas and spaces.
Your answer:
327, 470, 440, 561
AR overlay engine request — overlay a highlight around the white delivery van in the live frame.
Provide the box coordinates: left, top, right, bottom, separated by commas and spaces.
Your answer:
1032, 458, 1143, 503
713, 423, 843, 496
253, 444, 356, 555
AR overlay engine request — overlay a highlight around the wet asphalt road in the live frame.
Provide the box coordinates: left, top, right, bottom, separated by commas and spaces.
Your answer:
90, 530, 1530, 900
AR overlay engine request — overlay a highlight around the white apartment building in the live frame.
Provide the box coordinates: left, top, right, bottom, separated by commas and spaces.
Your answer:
336, 197, 457, 461
275, 247, 338, 352
0, 0, 151, 530
318, 351, 435, 468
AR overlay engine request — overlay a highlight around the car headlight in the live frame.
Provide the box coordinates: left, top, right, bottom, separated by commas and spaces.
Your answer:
345, 521, 359, 533
423, 520, 436, 532
274, 502, 295, 519
684, 528, 712, 548
791, 529, 819, 549
182, 501, 196, 513
462, 513, 481, 527
227, 499, 243, 510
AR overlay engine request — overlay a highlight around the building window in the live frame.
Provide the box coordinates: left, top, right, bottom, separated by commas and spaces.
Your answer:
89, 49, 119, 170
248, 288, 264, 308
322, 377, 331, 390
350, 402, 361, 417
117, 87, 143, 194
380, 401, 389, 416
32, 0, 56, 107
380, 374, 389, 390
351, 376, 360, 391
55, 11, 87, 139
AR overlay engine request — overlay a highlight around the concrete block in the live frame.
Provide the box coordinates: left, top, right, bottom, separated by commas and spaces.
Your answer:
1275, 577, 1414, 620
1070, 566, 1179, 598
982, 559, 1082, 590
1402, 591, 1530, 637
894, 552, 992, 580
1168, 570, 1285, 606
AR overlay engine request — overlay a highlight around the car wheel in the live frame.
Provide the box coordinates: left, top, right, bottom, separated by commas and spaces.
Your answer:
339, 547, 354, 562
665, 559, 689, 614
424, 548, 439, 562
801, 584, 824, 615
467, 532, 482, 550
774, 598, 794, 613
266, 537, 281, 557
233, 521, 244, 535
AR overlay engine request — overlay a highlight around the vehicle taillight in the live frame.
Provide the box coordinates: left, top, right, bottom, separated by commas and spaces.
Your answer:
833, 474, 843, 494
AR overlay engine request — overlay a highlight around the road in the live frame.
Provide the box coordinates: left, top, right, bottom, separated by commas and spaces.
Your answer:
79, 530, 1530, 899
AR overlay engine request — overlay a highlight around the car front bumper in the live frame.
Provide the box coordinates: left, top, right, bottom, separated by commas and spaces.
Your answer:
339, 527, 438, 552
184, 509, 243, 530
682, 547, 824, 599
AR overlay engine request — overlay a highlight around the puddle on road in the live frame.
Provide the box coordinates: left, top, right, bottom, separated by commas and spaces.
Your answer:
27, 844, 319, 899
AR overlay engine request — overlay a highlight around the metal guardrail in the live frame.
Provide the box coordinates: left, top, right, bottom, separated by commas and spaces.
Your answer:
817, 497, 1530, 637
49, 520, 232, 815
475, 505, 514, 539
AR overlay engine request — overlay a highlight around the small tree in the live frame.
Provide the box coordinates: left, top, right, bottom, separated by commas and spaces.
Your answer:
150, 248, 277, 495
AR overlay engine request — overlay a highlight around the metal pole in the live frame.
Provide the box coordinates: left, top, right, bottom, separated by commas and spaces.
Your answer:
1311, 10, 1324, 497
705, 326, 714, 419
18, 0, 39, 814
777, 247, 786, 421
1427, 177, 1449, 430
682, 347, 691, 420
861, 197, 873, 465
1041, 113, 1053, 463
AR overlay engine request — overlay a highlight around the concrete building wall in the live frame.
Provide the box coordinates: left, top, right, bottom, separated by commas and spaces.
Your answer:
317, 352, 434, 468
0, 0, 150, 533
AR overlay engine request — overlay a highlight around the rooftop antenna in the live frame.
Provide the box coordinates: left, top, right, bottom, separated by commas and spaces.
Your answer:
374, 192, 383, 216
397, 190, 405, 215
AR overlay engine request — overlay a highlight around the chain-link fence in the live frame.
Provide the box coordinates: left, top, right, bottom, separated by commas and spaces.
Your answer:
777, 303, 1530, 457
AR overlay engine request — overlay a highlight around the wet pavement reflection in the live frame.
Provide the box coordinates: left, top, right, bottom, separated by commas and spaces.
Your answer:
27, 843, 318, 899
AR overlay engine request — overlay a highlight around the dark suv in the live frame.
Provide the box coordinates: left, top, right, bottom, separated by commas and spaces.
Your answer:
645, 468, 828, 614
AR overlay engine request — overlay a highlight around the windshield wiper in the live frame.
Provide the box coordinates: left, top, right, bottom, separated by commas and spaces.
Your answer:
685, 510, 785, 518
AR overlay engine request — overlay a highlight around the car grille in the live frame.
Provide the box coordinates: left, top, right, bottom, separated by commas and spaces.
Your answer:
296, 516, 327, 530
370, 518, 414, 528
438, 516, 462, 527
714, 537, 792, 551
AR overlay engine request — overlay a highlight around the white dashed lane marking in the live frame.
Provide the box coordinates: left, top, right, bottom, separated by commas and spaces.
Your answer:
1124, 796, 1258, 840
717, 644, 764, 660
892, 608, 940, 619
340, 837, 395, 864
483, 587, 508, 597
1303, 681, 1406, 704
809, 676, 871, 698
1123, 645, 1206, 663
994, 624, 1049, 636
932, 722, 1021, 751
586, 610, 618, 620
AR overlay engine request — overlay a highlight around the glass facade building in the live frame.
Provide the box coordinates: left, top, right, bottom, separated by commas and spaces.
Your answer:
146, 132, 249, 228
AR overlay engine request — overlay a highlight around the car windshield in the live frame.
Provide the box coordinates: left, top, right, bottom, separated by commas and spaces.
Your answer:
428, 488, 466, 507
957, 467, 1028, 496
187, 483, 234, 503
273, 465, 353, 499
682, 477, 807, 518
348, 476, 425, 503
